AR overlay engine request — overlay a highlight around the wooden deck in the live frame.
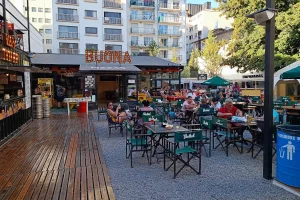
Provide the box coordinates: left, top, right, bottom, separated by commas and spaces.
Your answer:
0, 113, 115, 200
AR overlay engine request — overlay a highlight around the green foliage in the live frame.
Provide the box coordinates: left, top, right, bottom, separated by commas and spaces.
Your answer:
215, 0, 300, 72
149, 41, 159, 57
188, 49, 201, 70
181, 66, 190, 78
201, 31, 226, 77
171, 48, 178, 63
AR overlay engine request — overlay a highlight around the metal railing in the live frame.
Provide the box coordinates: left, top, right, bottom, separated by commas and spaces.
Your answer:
131, 40, 153, 47
159, 54, 182, 61
103, 17, 122, 25
158, 16, 181, 23
159, 2, 180, 9
56, 0, 78, 4
130, 14, 155, 21
158, 29, 181, 36
130, 0, 155, 7
57, 13, 79, 22
159, 42, 182, 48
103, 34, 123, 41
57, 31, 79, 39
103, 0, 122, 9
84, 0, 97, 2
59, 48, 79, 54
130, 27, 155, 34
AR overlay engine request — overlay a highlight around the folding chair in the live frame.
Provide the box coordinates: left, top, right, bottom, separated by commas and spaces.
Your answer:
125, 121, 152, 168
200, 117, 212, 157
163, 130, 202, 178
197, 107, 215, 123
106, 113, 124, 138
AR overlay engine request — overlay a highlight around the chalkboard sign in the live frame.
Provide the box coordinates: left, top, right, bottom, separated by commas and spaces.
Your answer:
85, 75, 95, 89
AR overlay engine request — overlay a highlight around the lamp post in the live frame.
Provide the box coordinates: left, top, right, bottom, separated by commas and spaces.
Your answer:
247, 1, 276, 180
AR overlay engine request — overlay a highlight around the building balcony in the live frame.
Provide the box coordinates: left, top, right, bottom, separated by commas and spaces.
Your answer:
84, 0, 97, 2
103, 17, 122, 25
59, 48, 79, 54
158, 16, 181, 24
57, 13, 79, 22
130, 0, 155, 9
158, 29, 182, 37
130, 27, 155, 34
130, 40, 152, 47
159, 54, 182, 61
159, 2, 181, 10
130, 14, 155, 22
159, 42, 182, 48
103, 34, 122, 41
57, 31, 79, 39
56, 0, 78, 5
103, 0, 122, 9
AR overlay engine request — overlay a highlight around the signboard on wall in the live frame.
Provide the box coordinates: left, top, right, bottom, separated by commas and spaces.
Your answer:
198, 74, 208, 80
24, 72, 31, 109
85, 75, 95, 89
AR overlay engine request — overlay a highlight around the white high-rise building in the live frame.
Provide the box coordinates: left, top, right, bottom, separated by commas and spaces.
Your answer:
12, 0, 187, 65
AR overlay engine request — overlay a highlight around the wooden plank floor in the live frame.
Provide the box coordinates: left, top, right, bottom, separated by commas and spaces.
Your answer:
0, 113, 115, 200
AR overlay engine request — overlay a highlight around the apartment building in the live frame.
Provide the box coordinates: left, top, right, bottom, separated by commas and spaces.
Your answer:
186, 10, 233, 60
12, 0, 187, 65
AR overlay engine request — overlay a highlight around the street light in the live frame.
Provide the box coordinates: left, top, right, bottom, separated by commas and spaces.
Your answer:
246, 1, 276, 180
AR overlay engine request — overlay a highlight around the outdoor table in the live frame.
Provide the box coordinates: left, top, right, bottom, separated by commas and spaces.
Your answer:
64, 97, 91, 116
282, 106, 300, 110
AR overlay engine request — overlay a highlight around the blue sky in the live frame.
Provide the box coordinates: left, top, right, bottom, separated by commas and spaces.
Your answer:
187, 0, 219, 8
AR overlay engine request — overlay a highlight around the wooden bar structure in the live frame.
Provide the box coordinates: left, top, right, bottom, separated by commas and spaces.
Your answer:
0, 113, 115, 200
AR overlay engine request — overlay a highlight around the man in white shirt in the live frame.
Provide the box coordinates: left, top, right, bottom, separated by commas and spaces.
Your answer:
186, 89, 196, 100
211, 97, 222, 111
128, 87, 136, 97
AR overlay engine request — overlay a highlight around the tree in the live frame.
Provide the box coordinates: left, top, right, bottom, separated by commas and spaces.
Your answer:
171, 48, 178, 63
149, 41, 159, 57
201, 31, 226, 77
187, 49, 201, 70
215, 0, 300, 72
181, 66, 191, 78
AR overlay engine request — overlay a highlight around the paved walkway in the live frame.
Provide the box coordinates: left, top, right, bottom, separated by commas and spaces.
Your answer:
95, 112, 298, 200
0, 113, 115, 200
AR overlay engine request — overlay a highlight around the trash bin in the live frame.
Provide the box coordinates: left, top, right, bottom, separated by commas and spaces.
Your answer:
276, 125, 300, 188
77, 102, 87, 113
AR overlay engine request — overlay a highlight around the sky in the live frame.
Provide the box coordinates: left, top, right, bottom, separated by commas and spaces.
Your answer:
187, 0, 219, 8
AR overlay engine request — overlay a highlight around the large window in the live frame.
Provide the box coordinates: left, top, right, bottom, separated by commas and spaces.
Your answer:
59, 43, 79, 49
105, 44, 122, 51
104, 28, 121, 34
85, 27, 97, 34
104, 12, 121, 18
85, 10, 97, 18
86, 44, 98, 50
58, 25, 78, 33
58, 8, 77, 14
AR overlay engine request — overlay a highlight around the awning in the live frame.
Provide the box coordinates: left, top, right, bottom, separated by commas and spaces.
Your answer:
79, 64, 141, 73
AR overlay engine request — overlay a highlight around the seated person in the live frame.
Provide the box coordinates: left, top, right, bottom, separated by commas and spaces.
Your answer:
128, 87, 136, 97
211, 97, 222, 111
142, 87, 151, 98
182, 95, 196, 111
140, 100, 154, 111
107, 101, 128, 123
200, 98, 210, 108
217, 98, 243, 119
242, 96, 252, 104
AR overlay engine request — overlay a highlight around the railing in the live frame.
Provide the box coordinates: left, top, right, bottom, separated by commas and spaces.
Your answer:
57, 13, 79, 22
159, 42, 181, 48
131, 40, 152, 47
158, 54, 182, 61
59, 48, 79, 54
158, 16, 181, 23
159, 2, 180, 9
130, 27, 155, 34
57, 31, 79, 39
130, 14, 155, 21
56, 0, 78, 4
103, 17, 122, 25
84, 0, 97, 2
158, 29, 181, 36
103, 0, 122, 9
103, 34, 122, 41
130, 0, 155, 7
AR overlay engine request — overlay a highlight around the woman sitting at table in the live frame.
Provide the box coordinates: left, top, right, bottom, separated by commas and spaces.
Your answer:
107, 102, 128, 123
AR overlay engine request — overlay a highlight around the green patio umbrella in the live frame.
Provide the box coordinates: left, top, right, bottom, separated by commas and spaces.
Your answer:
201, 76, 230, 86
280, 66, 300, 79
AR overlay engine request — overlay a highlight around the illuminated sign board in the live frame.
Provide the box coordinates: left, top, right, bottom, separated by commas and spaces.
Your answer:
85, 50, 131, 64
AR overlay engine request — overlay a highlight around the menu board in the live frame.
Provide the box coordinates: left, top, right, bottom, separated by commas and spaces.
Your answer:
85, 75, 95, 89
24, 72, 31, 108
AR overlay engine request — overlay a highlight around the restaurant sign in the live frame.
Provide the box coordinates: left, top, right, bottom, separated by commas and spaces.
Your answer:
85, 50, 131, 64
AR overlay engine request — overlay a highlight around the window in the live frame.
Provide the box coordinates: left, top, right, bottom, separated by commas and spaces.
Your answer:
59, 43, 79, 49
38, 8, 43, 12
85, 27, 97, 34
45, 29, 52, 34
38, 18, 43, 23
144, 37, 153, 45
58, 8, 77, 15
45, 8, 51, 13
31, 7, 36, 12
86, 44, 98, 50
85, 10, 97, 18
58, 25, 78, 33
46, 39, 52, 44
45, 18, 51, 23
39, 29, 43, 34
32, 18, 37, 22
104, 12, 121, 18
104, 28, 121, 34
105, 44, 122, 51
47, 49, 52, 53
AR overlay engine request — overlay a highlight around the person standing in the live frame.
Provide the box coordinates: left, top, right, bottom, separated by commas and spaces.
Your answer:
56, 84, 66, 108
